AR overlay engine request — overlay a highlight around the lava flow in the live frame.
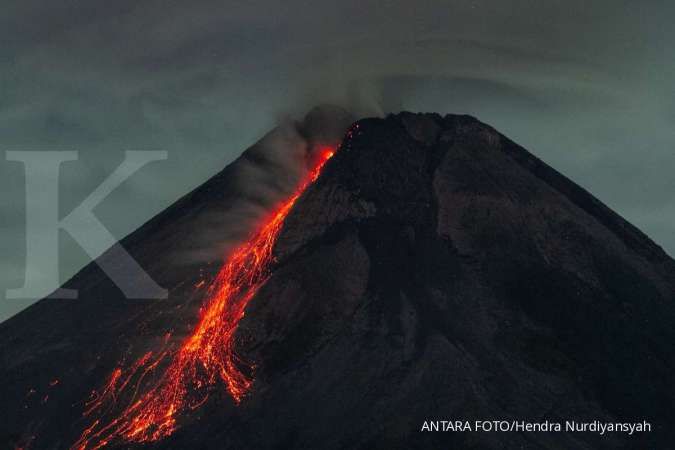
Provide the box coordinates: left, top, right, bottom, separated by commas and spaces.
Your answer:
73, 146, 336, 450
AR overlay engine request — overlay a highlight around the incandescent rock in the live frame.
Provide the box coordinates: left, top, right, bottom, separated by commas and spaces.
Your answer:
1, 112, 673, 450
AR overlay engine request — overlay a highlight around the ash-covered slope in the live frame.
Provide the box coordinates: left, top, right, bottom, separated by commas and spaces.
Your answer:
0, 106, 354, 449
179, 113, 675, 450
2, 112, 675, 450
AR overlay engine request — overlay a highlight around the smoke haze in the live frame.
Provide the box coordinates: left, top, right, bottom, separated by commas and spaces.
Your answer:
1, 0, 673, 320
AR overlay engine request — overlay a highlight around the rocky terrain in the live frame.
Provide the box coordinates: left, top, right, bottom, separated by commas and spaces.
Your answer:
1, 110, 674, 449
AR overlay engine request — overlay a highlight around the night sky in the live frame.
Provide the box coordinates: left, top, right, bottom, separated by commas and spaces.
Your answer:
1, 0, 673, 320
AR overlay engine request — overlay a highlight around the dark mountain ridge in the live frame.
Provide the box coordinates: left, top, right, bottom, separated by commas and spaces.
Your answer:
1, 111, 674, 449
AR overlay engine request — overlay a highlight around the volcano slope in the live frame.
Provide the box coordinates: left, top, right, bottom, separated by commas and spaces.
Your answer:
2, 112, 675, 449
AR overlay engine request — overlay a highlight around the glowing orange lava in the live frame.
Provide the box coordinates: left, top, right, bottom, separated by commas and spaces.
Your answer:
73, 147, 335, 450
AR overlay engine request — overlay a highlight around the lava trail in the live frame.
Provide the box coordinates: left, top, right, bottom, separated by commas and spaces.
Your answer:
73, 147, 336, 449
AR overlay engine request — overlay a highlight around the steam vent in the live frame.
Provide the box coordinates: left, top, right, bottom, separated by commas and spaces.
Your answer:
2, 111, 674, 449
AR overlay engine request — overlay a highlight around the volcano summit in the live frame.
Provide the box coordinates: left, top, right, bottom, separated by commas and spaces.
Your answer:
1, 111, 674, 450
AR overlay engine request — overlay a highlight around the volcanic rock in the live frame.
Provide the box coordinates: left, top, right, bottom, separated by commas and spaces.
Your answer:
1, 112, 674, 450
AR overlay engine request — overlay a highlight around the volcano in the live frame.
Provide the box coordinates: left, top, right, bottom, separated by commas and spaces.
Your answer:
1, 110, 674, 450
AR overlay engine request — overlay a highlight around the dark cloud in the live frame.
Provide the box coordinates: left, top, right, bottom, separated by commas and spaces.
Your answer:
1, 0, 674, 320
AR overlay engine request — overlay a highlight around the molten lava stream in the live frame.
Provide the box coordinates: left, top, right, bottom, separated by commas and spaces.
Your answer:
73, 147, 335, 450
